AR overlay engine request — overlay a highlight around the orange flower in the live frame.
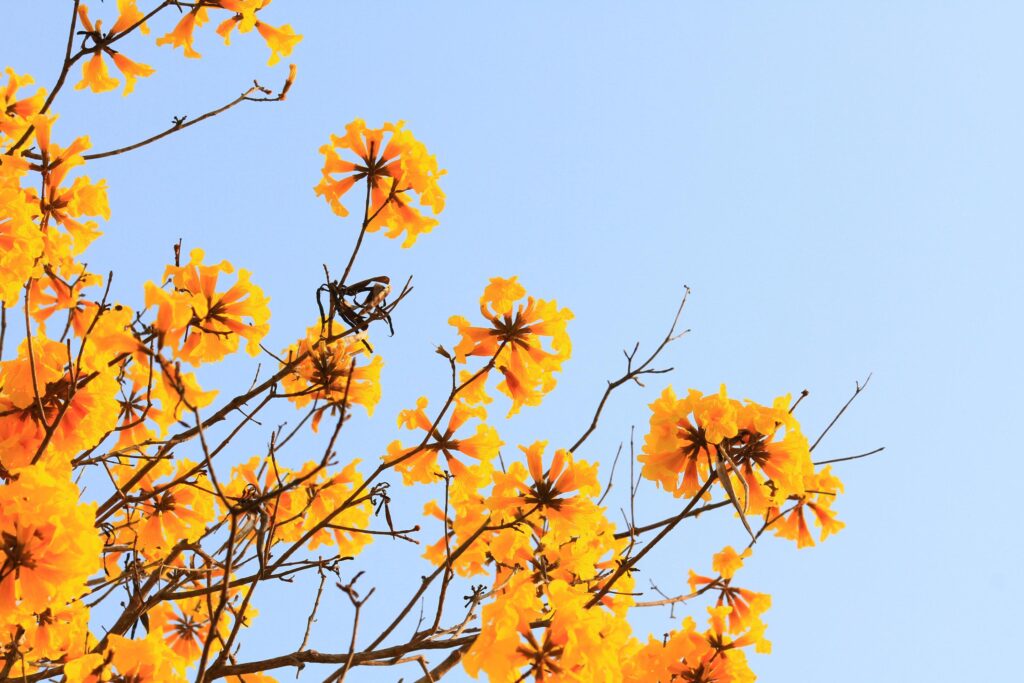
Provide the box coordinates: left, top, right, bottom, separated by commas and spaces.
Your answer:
280, 325, 382, 430
110, 52, 155, 95
0, 466, 102, 620
111, 459, 216, 556
640, 386, 813, 511
0, 155, 43, 307
384, 396, 501, 485
489, 442, 600, 529
74, 52, 119, 93
156, 7, 209, 59
769, 466, 845, 548
448, 277, 572, 416
315, 119, 446, 247
28, 115, 110, 264
255, 21, 302, 66
144, 248, 270, 365
1, 68, 46, 139
73, 5, 155, 95
64, 632, 187, 682
0, 335, 121, 471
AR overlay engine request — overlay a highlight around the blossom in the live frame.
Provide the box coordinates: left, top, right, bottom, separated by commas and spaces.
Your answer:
315, 119, 446, 247
28, 115, 110, 264
639, 386, 814, 513
280, 325, 382, 429
110, 459, 216, 556
769, 466, 845, 548
215, 1, 302, 65
1, 69, 46, 139
156, 7, 209, 59
449, 277, 573, 416
64, 632, 188, 682
73, 4, 155, 95
0, 466, 102, 622
0, 335, 121, 470
383, 396, 501, 485
145, 248, 270, 365
74, 52, 120, 94
489, 442, 600, 529
0, 152, 43, 307
274, 460, 374, 557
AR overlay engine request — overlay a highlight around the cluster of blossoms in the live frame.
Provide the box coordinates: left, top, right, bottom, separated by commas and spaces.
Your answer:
73, 0, 301, 95
639, 385, 845, 547
0, 5, 860, 681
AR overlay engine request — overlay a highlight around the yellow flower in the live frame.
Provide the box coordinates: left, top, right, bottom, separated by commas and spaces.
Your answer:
315, 119, 446, 247
145, 248, 270, 365
73, 5, 155, 95
156, 7, 209, 59
0, 466, 102, 621
639, 385, 814, 511
448, 277, 573, 416
74, 51, 119, 94
769, 466, 845, 547
65, 632, 188, 683
0, 154, 43, 307
280, 325, 382, 429
111, 459, 216, 556
383, 396, 501, 485
489, 442, 600, 529
1, 69, 46, 140
256, 22, 302, 66
0, 335, 120, 471
27, 115, 110, 264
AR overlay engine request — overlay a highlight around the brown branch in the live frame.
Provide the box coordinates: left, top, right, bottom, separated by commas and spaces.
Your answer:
82, 72, 295, 161
569, 287, 690, 454
809, 373, 872, 452
205, 635, 478, 680
814, 446, 885, 466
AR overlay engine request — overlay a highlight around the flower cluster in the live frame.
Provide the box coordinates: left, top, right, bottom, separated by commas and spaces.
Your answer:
449, 276, 573, 416
0, 6, 868, 679
316, 119, 446, 247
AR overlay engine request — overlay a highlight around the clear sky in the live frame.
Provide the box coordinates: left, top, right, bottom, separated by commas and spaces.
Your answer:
6, 2, 1023, 681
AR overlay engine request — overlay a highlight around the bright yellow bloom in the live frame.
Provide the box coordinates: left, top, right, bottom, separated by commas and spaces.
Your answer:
110, 0, 150, 34
74, 52, 120, 94
275, 459, 374, 557
769, 466, 845, 548
110, 52, 155, 95
1, 69, 46, 140
147, 597, 220, 663
0, 466, 102, 622
3, 600, 90, 672
383, 396, 501, 485
145, 248, 270, 365
255, 21, 302, 66
489, 442, 600, 529
0, 335, 120, 470
640, 386, 814, 510
449, 277, 573, 416
0, 155, 43, 307
214, 1, 302, 65
280, 325, 382, 429
111, 459, 216, 556
65, 632, 188, 683
315, 119, 446, 247
27, 115, 110, 264
73, 5, 155, 95
156, 7, 209, 59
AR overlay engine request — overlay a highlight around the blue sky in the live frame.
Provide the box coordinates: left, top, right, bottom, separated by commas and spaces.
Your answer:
7, 3, 1023, 681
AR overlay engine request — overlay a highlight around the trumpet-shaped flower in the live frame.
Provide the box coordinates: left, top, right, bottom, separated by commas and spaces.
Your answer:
315, 119, 446, 247
449, 277, 572, 416
145, 248, 270, 365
